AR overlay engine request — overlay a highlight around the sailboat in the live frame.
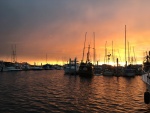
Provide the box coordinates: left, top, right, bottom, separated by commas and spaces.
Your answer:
123, 25, 135, 77
1, 45, 22, 72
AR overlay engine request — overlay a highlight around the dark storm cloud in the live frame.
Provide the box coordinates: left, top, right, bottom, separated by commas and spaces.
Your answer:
0, 0, 133, 59
0, 0, 81, 44
1, 0, 150, 63
0, 0, 76, 55
0, 0, 119, 36
0, 0, 65, 36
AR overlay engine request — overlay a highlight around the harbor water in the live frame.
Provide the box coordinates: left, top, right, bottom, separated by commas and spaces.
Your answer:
0, 70, 150, 113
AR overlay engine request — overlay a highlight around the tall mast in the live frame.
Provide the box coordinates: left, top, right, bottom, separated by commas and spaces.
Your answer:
46, 53, 47, 64
87, 45, 90, 62
128, 41, 130, 64
15, 44, 17, 62
118, 49, 122, 62
104, 41, 107, 64
133, 46, 136, 64
125, 25, 127, 66
93, 32, 95, 65
11, 44, 17, 63
82, 32, 87, 62
112, 41, 114, 63
11, 45, 13, 62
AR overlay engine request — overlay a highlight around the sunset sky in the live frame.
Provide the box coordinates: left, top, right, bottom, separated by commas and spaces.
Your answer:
0, 0, 150, 65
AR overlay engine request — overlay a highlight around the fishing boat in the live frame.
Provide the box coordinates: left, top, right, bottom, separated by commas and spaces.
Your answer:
78, 44, 93, 77
78, 61, 93, 77
64, 58, 79, 75
78, 33, 94, 77
142, 51, 150, 104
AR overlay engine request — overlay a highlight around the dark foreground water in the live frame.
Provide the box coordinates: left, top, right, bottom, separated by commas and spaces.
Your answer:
0, 70, 150, 113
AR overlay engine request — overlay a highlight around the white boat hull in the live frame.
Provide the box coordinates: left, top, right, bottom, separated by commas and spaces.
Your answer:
142, 73, 150, 86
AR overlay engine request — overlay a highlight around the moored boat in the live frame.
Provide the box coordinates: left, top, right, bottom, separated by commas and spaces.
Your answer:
78, 61, 93, 77
43, 64, 54, 70
123, 66, 136, 77
142, 51, 150, 104
93, 65, 102, 75
102, 64, 114, 76
1, 62, 22, 72
78, 44, 94, 77
76, 33, 94, 77
30, 66, 43, 70
64, 58, 79, 75
30, 63, 43, 70
103, 69, 114, 76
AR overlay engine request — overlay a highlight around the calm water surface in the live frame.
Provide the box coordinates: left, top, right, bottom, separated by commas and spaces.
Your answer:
0, 70, 150, 113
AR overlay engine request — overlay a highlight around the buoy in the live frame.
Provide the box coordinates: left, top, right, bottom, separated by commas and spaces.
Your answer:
144, 91, 150, 104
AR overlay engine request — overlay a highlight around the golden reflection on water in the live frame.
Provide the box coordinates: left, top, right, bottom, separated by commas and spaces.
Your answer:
0, 71, 149, 112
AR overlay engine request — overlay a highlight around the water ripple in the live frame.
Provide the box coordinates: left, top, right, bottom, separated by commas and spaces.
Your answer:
0, 70, 149, 112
